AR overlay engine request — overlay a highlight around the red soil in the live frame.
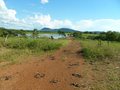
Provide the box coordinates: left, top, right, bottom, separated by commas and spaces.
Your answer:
0, 40, 93, 90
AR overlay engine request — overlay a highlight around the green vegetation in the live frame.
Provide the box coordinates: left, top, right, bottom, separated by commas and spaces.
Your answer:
5, 38, 62, 50
80, 39, 120, 61
72, 32, 82, 38
0, 37, 68, 63
57, 30, 66, 37
32, 29, 39, 38
0, 27, 120, 89
0, 27, 70, 64
80, 39, 120, 90
82, 31, 120, 42
98, 31, 120, 41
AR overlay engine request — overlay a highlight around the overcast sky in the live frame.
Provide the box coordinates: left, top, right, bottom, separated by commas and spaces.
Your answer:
0, 0, 120, 31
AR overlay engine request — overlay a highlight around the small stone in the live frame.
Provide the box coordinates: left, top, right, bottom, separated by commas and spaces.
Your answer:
69, 63, 79, 66
0, 75, 12, 81
34, 72, 45, 79
70, 83, 80, 88
50, 79, 59, 84
72, 73, 82, 78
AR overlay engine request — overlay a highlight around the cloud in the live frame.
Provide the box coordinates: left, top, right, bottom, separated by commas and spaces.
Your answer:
0, 0, 17, 21
1, 0, 120, 32
41, 0, 49, 4
0, 0, 31, 29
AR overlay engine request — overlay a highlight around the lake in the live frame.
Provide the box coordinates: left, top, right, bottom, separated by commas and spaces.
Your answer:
26, 34, 66, 39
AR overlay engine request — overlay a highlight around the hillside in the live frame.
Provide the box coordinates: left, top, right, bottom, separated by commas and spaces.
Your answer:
40, 28, 78, 32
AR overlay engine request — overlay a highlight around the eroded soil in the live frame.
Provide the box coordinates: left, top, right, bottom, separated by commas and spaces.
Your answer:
0, 40, 94, 90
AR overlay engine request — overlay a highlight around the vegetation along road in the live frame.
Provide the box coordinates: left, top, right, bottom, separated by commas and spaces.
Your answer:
0, 39, 91, 90
0, 28, 120, 90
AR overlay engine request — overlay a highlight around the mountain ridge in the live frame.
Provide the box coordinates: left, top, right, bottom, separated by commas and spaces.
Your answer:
40, 27, 78, 32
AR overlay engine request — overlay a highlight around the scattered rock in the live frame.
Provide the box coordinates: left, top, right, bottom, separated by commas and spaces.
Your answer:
69, 63, 79, 66
70, 83, 80, 88
34, 72, 45, 79
50, 79, 59, 84
0, 75, 12, 81
72, 73, 82, 78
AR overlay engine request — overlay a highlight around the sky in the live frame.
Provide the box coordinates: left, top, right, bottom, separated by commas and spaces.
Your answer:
0, 0, 120, 31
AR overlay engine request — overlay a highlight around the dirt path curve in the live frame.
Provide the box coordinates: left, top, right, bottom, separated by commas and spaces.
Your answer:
0, 39, 91, 90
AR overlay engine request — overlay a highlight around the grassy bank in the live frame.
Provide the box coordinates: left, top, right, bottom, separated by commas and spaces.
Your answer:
80, 40, 120, 62
80, 39, 120, 90
0, 37, 68, 64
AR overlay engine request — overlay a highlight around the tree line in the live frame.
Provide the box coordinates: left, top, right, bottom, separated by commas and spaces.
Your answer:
94, 31, 120, 42
1, 27, 120, 42
0, 27, 26, 37
71, 31, 120, 42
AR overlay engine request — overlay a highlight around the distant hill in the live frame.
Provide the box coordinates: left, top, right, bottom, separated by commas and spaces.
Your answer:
40, 28, 78, 32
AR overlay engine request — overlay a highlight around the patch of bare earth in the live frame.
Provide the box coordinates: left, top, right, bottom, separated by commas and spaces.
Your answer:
0, 39, 94, 90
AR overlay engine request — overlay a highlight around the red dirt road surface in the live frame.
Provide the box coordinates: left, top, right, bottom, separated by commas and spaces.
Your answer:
0, 40, 93, 90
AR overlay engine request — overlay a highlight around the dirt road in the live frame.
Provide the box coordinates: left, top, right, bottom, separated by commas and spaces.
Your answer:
0, 40, 92, 90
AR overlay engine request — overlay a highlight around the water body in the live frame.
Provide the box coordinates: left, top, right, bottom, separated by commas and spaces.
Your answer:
26, 34, 66, 39
39, 34, 66, 39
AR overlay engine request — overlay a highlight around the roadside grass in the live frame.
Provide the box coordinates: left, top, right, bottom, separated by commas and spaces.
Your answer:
0, 37, 69, 64
80, 39, 120, 90
82, 33, 99, 39
91, 61, 120, 90
80, 39, 120, 62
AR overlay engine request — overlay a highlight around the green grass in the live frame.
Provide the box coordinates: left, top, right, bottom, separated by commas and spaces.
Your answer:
0, 37, 68, 63
82, 33, 99, 39
80, 39, 120, 62
5, 38, 62, 51
90, 61, 120, 90
80, 39, 120, 90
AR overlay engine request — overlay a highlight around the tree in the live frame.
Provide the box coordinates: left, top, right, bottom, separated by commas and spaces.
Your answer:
72, 32, 82, 38
32, 29, 39, 38
95, 33, 106, 40
51, 36, 54, 40
18, 30, 26, 37
106, 31, 119, 41
58, 30, 66, 37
